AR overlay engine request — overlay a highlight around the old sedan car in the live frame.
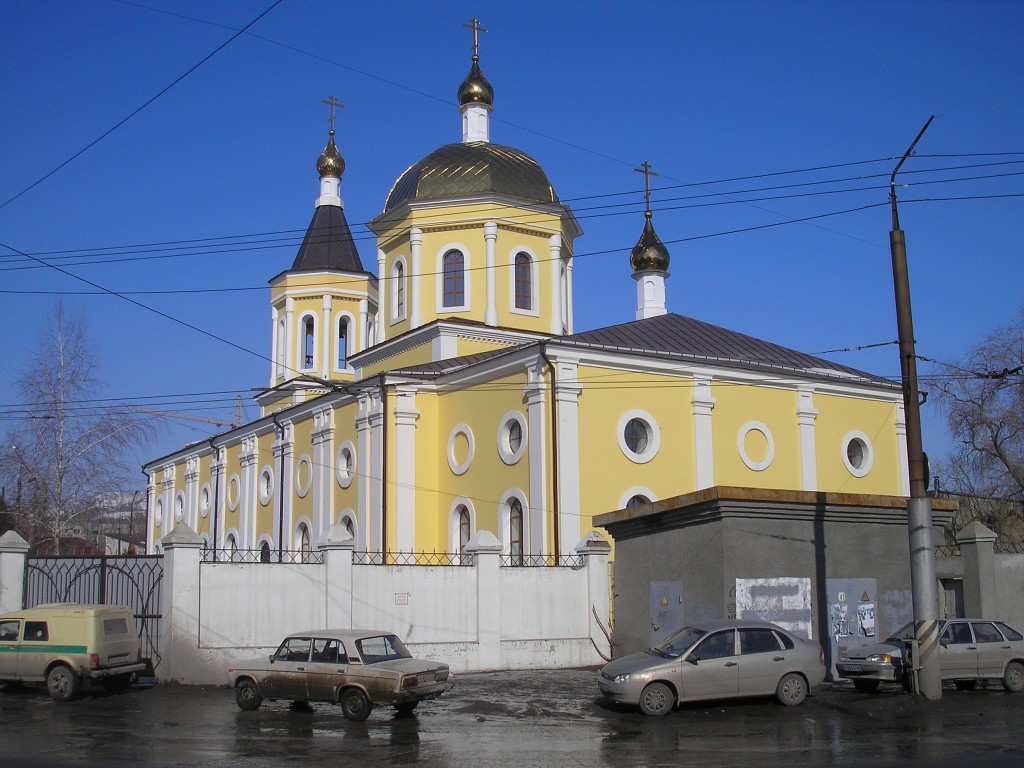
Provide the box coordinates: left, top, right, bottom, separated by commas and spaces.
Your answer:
228, 629, 449, 721
598, 619, 826, 715
837, 618, 1024, 693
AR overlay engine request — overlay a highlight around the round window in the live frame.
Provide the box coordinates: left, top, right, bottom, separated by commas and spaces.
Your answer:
617, 410, 660, 464
336, 441, 356, 488
497, 411, 527, 465
258, 466, 274, 506
199, 484, 211, 519
737, 421, 775, 472
842, 431, 874, 477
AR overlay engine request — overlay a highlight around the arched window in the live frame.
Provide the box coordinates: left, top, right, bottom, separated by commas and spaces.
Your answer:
559, 263, 568, 332
337, 316, 348, 368
514, 252, 532, 310
509, 498, 524, 566
303, 316, 315, 370
225, 534, 239, 562
276, 318, 286, 376
299, 524, 311, 563
259, 541, 271, 563
443, 250, 465, 307
626, 494, 649, 509
393, 259, 405, 319
458, 505, 472, 552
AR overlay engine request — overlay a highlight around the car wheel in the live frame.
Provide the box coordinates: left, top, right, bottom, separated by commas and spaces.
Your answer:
46, 665, 81, 701
340, 688, 373, 721
394, 701, 419, 715
101, 674, 132, 693
235, 679, 263, 711
1002, 661, 1024, 692
638, 682, 674, 716
954, 680, 977, 691
852, 679, 880, 694
775, 673, 807, 706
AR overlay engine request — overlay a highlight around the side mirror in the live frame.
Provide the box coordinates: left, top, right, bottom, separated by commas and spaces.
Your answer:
939, 638, 949, 648
686, 653, 700, 665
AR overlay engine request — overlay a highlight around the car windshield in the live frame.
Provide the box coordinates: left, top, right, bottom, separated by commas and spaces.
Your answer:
355, 634, 412, 664
650, 627, 707, 658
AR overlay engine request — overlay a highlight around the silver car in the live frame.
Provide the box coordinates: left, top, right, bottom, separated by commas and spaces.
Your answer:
228, 629, 449, 721
598, 619, 826, 715
837, 618, 1024, 693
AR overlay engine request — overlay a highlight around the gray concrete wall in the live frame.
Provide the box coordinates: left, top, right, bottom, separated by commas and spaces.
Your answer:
994, 554, 1024, 629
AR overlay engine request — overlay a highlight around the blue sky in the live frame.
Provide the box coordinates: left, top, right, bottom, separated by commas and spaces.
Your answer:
2, 0, 1022, 486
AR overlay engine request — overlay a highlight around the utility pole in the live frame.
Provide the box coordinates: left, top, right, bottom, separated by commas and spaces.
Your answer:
889, 115, 941, 700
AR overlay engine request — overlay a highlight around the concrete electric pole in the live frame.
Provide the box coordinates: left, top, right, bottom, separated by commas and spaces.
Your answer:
889, 115, 941, 700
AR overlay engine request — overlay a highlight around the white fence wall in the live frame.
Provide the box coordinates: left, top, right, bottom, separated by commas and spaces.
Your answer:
157, 524, 612, 684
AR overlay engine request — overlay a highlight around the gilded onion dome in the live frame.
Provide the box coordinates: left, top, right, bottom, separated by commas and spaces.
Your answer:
630, 210, 671, 272
317, 130, 345, 178
458, 57, 494, 106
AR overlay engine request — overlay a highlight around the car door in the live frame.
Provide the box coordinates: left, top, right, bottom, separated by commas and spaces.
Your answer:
18, 620, 52, 679
971, 622, 1009, 678
938, 621, 977, 679
679, 629, 738, 701
261, 637, 312, 699
736, 628, 785, 695
0, 620, 21, 679
305, 637, 349, 701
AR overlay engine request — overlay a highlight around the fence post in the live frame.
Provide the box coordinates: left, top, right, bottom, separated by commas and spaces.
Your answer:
576, 532, 612, 662
957, 519, 997, 619
320, 523, 355, 629
158, 523, 204, 682
466, 530, 502, 670
0, 531, 30, 614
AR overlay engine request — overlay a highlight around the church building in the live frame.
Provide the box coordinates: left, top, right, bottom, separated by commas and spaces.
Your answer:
144, 34, 909, 564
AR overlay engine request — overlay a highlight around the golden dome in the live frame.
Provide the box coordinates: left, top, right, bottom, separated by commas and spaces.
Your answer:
458, 59, 494, 107
317, 130, 345, 178
630, 212, 670, 272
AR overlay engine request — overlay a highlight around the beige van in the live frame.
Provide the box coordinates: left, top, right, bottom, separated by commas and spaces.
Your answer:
0, 603, 151, 700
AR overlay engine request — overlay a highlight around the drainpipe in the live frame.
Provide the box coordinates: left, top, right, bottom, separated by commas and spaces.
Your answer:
538, 343, 560, 565
271, 412, 285, 563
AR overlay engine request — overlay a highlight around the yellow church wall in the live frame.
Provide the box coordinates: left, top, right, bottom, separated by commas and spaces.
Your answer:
253, 431, 276, 542
221, 441, 242, 538
574, 367, 697, 536
330, 400, 361, 526
194, 454, 212, 538
813, 392, 902, 495
289, 417, 314, 529
710, 382, 802, 490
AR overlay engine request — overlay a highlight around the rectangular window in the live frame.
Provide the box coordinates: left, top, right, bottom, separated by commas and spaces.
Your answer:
103, 618, 129, 636
24, 621, 49, 642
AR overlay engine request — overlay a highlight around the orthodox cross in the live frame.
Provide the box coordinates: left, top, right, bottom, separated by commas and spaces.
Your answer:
463, 18, 488, 59
321, 95, 343, 132
634, 161, 659, 212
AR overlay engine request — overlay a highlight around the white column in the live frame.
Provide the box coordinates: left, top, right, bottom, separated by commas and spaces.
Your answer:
484, 222, 498, 326
410, 229, 422, 329
553, 357, 583, 557
465, 531, 503, 670
693, 377, 716, 489
797, 387, 819, 491
284, 298, 295, 378
274, 422, 294, 552
210, 447, 225, 553
0, 531, 30, 614
549, 234, 563, 335
270, 307, 279, 386
239, 435, 257, 548
525, 360, 548, 556
358, 298, 369, 354
376, 248, 387, 340
356, 395, 374, 553
565, 253, 575, 334
184, 456, 199, 532
393, 387, 420, 553
321, 294, 332, 378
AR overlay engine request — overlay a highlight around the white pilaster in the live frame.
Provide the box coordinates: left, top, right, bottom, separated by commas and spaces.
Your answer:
693, 377, 716, 489
484, 222, 498, 326
270, 306, 279, 386
376, 248, 387, 340
549, 234, 563, 335
410, 229, 422, 329
797, 387, 819, 491
356, 395, 374, 553
321, 294, 332, 379
553, 357, 583, 557
284, 298, 295, 378
393, 387, 420, 553
525, 360, 549, 556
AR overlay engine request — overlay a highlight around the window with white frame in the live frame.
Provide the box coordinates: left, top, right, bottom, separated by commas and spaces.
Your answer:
514, 252, 532, 310
842, 430, 874, 477
508, 498, 524, 566
617, 410, 661, 464
442, 249, 465, 308
497, 410, 527, 465
302, 315, 315, 370
392, 261, 406, 321
337, 316, 349, 369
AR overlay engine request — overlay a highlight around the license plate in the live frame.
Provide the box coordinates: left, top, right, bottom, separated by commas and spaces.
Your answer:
843, 663, 863, 672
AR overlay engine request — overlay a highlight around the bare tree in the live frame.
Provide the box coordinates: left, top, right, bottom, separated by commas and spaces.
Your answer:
1, 302, 153, 554
933, 306, 1024, 549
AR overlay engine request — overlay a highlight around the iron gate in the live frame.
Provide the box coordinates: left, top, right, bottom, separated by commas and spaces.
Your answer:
23, 555, 163, 671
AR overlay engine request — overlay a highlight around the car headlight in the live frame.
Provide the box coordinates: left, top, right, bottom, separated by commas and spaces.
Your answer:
613, 673, 631, 684
866, 653, 897, 663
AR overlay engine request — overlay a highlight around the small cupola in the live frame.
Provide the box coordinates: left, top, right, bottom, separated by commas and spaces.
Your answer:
459, 18, 493, 143
316, 96, 345, 208
630, 162, 670, 319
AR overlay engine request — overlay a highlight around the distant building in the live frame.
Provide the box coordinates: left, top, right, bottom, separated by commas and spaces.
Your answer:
144, 41, 909, 563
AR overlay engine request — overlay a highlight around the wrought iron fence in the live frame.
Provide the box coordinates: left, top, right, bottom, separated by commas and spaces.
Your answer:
500, 554, 585, 568
352, 551, 474, 566
23, 555, 163, 670
200, 546, 324, 564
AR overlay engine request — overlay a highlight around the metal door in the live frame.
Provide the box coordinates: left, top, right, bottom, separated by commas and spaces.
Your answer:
650, 581, 682, 647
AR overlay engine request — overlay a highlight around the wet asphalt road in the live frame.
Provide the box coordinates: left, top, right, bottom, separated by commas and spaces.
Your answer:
2, 669, 1023, 767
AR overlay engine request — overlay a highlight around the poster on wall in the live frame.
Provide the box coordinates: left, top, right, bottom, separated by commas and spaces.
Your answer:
825, 578, 877, 679
734, 577, 813, 639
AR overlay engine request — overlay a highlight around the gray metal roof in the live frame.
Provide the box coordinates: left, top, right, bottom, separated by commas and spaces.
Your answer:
291, 204, 366, 273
